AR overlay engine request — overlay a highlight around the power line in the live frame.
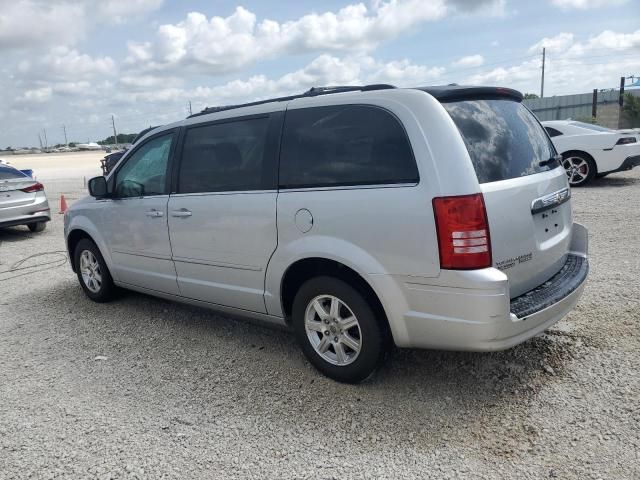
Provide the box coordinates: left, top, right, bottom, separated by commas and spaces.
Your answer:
541, 47, 546, 98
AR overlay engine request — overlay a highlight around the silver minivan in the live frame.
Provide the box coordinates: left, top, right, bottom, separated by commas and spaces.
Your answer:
64, 85, 589, 383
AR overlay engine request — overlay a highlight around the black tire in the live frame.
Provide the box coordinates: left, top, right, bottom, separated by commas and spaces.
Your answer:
28, 221, 47, 233
292, 276, 388, 383
562, 152, 596, 187
74, 238, 116, 302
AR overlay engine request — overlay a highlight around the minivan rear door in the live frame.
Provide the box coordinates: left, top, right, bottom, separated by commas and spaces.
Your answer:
442, 96, 572, 298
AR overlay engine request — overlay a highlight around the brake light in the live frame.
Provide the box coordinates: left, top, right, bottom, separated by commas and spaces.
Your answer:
433, 193, 492, 270
615, 137, 637, 145
21, 182, 44, 193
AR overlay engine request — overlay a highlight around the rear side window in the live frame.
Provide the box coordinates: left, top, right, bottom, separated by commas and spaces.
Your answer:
279, 105, 418, 189
0, 165, 26, 180
545, 127, 563, 138
443, 100, 557, 184
178, 117, 270, 193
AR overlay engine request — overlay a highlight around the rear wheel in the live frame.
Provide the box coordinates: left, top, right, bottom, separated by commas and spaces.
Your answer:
562, 152, 596, 187
27, 221, 47, 233
74, 238, 116, 302
292, 276, 388, 383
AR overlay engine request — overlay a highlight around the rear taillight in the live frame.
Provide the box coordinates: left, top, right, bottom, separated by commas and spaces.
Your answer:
21, 182, 44, 193
616, 137, 637, 145
432, 193, 492, 270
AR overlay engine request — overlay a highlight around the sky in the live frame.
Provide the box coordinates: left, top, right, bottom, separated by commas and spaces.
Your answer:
0, 0, 638, 147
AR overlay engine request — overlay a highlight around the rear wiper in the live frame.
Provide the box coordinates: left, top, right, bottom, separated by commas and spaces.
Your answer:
539, 154, 562, 168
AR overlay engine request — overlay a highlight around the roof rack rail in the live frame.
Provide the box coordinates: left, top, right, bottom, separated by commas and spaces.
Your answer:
189, 84, 396, 118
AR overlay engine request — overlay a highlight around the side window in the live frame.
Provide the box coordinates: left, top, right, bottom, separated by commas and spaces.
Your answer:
178, 117, 270, 193
279, 105, 418, 189
545, 127, 563, 138
115, 133, 173, 198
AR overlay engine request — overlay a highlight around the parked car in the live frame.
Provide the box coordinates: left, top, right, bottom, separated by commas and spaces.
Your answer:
542, 120, 640, 186
0, 163, 50, 232
65, 84, 589, 383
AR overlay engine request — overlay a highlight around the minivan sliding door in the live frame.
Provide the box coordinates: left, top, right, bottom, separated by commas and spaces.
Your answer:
167, 112, 282, 313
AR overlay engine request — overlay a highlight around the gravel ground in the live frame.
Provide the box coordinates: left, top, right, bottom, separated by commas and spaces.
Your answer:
1, 169, 639, 479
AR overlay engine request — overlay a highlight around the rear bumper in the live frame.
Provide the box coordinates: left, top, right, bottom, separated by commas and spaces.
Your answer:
0, 196, 51, 228
385, 223, 589, 350
603, 154, 640, 174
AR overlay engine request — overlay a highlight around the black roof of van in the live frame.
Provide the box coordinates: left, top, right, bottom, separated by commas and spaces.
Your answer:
189, 84, 523, 118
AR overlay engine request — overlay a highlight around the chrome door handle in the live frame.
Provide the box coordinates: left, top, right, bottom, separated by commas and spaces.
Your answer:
171, 209, 192, 218
145, 209, 164, 218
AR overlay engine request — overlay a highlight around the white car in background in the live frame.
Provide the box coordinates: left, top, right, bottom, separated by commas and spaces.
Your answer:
542, 120, 640, 186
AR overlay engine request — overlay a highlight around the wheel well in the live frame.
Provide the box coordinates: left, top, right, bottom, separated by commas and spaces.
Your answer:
66, 229, 94, 272
280, 257, 389, 329
561, 150, 598, 174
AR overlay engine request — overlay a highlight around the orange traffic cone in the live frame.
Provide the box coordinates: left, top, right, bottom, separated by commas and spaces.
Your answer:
58, 194, 68, 214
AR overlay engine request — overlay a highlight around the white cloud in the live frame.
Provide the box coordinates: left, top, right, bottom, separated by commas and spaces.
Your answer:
452, 54, 485, 68
97, 0, 164, 23
473, 29, 640, 95
550, 0, 627, 9
0, 1, 86, 49
17, 87, 53, 104
529, 32, 575, 53
127, 0, 504, 74
17, 47, 116, 85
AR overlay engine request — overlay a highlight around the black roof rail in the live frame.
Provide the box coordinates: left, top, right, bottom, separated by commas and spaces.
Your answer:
188, 84, 396, 118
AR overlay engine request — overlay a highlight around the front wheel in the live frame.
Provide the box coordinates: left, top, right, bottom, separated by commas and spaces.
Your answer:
562, 153, 596, 187
292, 276, 388, 383
74, 238, 116, 302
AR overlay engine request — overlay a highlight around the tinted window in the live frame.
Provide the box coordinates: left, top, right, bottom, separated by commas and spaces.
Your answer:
443, 100, 557, 184
279, 105, 418, 188
115, 133, 172, 198
0, 165, 27, 180
545, 127, 563, 138
178, 117, 270, 193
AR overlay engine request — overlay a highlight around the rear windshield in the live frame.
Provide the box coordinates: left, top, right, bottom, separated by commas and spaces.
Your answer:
0, 165, 27, 180
442, 99, 557, 184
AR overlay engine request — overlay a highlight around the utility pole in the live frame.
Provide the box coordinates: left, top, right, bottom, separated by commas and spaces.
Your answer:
42, 128, 48, 149
111, 114, 119, 146
540, 47, 546, 98
188, 100, 193, 115
62, 125, 68, 145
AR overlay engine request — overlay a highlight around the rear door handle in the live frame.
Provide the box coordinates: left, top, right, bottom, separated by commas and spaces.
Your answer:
145, 209, 164, 218
171, 208, 192, 218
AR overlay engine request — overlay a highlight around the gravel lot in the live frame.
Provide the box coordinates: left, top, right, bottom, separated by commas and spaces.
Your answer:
1, 159, 638, 479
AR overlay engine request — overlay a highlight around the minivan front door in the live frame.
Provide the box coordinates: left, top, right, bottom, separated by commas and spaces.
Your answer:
102, 131, 179, 295
167, 114, 280, 313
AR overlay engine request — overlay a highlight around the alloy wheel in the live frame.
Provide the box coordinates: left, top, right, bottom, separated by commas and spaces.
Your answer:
304, 295, 362, 366
563, 156, 590, 186
79, 249, 102, 293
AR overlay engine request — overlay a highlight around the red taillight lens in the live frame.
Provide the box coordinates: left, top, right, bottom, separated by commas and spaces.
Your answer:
21, 182, 44, 193
616, 137, 637, 145
432, 193, 492, 270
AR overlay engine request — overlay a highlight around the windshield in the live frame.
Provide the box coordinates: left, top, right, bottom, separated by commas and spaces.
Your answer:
0, 165, 27, 180
443, 99, 558, 184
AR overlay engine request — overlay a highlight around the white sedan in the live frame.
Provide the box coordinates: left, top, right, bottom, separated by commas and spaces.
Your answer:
542, 120, 640, 186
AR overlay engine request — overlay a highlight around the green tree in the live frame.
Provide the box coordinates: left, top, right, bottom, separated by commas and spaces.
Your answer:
524, 93, 539, 99
98, 133, 139, 145
623, 93, 640, 127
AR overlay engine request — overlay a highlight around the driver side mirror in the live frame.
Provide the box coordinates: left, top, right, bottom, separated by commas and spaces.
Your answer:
88, 176, 109, 198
